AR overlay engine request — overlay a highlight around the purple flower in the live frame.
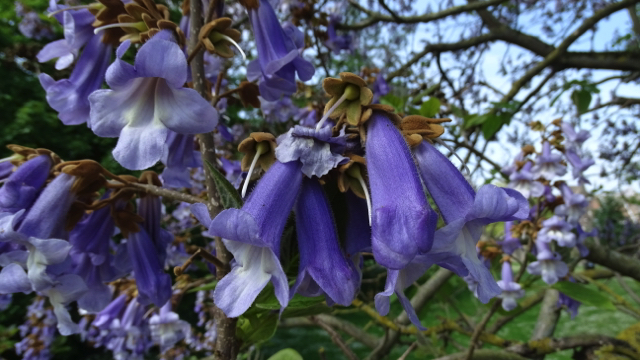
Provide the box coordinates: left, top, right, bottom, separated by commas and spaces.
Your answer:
414, 140, 528, 303
366, 112, 438, 269
220, 157, 244, 189
39, 33, 112, 126
260, 96, 300, 123
372, 74, 390, 103
126, 227, 172, 307
325, 14, 353, 54
246, 0, 314, 101
275, 125, 348, 178
193, 160, 303, 317
565, 149, 595, 184
0, 155, 52, 214
161, 132, 202, 188
89, 31, 218, 170
69, 203, 119, 313
149, 301, 191, 353
291, 178, 359, 306
531, 142, 566, 180
508, 162, 545, 199
500, 221, 521, 255
538, 216, 576, 247
138, 195, 174, 265
37, 9, 94, 70
554, 184, 588, 225
561, 122, 590, 150
557, 280, 581, 319
497, 261, 524, 311
576, 224, 595, 257
527, 241, 568, 285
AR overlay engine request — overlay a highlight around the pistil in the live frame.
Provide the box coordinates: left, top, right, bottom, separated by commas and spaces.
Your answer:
346, 165, 372, 225
316, 84, 360, 130
241, 141, 270, 198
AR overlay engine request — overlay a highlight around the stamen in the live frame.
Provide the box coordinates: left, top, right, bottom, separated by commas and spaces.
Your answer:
47, 4, 101, 17
210, 33, 246, 61
434, 138, 470, 177
316, 92, 348, 130
241, 142, 269, 198
347, 165, 372, 225
94, 22, 147, 35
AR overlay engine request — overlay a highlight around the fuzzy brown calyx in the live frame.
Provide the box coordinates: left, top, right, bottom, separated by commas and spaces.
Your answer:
112, 201, 144, 238
90, 0, 127, 46
58, 160, 107, 196
5, 144, 61, 167
238, 81, 261, 108
399, 115, 451, 147
337, 155, 368, 199
115, 0, 186, 46
199, 18, 242, 58
322, 72, 374, 126
238, 132, 277, 173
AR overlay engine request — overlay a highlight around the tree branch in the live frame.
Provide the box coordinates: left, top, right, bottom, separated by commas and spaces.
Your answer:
397, 268, 454, 325
506, 334, 639, 358
188, 0, 237, 358
125, 182, 205, 204
280, 315, 380, 349
310, 316, 360, 360
341, 0, 507, 31
488, 290, 545, 334
585, 241, 640, 282
529, 289, 561, 360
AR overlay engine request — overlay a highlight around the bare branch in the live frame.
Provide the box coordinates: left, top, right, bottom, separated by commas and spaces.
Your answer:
397, 268, 454, 325
310, 316, 360, 360
585, 241, 640, 282
506, 334, 639, 358
488, 290, 545, 334
435, 349, 528, 360
280, 315, 380, 349
530, 289, 561, 344
341, 0, 507, 31
464, 300, 502, 360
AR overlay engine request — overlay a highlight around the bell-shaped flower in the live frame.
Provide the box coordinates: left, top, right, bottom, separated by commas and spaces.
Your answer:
575, 224, 595, 257
93, 294, 128, 330
0, 173, 78, 292
161, 132, 202, 188
89, 30, 218, 170
557, 281, 581, 319
508, 162, 545, 199
531, 142, 566, 180
561, 122, 590, 151
372, 74, 390, 103
565, 149, 594, 184
366, 112, 438, 269
414, 140, 529, 303
526, 241, 568, 285
500, 221, 521, 255
554, 184, 588, 225
0, 155, 52, 214
497, 261, 524, 311
291, 178, 360, 306
325, 14, 353, 54
40, 33, 112, 126
37, 9, 94, 70
126, 227, 172, 307
193, 160, 303, 317
69, 202, 120, 313
149, 301, 191, 353
246, 0, 314, 101
138, 195, 174, 265
538, 216, 576, 247
42, 273, 89, 335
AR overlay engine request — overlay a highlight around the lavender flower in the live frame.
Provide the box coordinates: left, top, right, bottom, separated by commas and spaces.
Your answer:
366, 112, 438, 269
149, 301, 191, 353
89, 31, 218, 170
538, 216, 576, 247
0, 155, 52, 214
508, 162, 545, 199
497, 261, 524, 311
527, 241, 568, 285
554, 184, 588, 225
193, 160, 303, 317
531, 142, 566, 180
291, 178, 359, 305
325, 14, 353, 54
500, 221, 521, 255
37, 9, 94, 69
246, 0, 314, 101
161, 133, 202, 188
414, 140, 528, 303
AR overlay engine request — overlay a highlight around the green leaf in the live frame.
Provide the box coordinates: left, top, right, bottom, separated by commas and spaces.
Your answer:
419, 97, 441, 117
256, 294, 325, 310
463, 114, 487, 129
481, 115, 502, 139
237, 312, 279, 344
282, 303, 332, 318
552, 281, 616, 310
188, 280, 218, 293
380, 94, 405, 113
205, 160, 243, 209
267, 349, 303, 360
571, 89, 592, 114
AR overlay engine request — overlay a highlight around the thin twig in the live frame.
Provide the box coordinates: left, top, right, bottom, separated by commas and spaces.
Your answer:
464, 300, 502, 360
310, 316, 360, 360
126, 182, 205, 204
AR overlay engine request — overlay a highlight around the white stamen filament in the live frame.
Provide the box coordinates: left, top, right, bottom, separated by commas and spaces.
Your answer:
357, 174, 372, 226
348, 165, 372, 226
316, 92, 349, 130
435, 138, 470, 177
94, 22, 144, 35
215, 34, 246, 61
48, 4, 96, 17
241, 149, 262, 198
